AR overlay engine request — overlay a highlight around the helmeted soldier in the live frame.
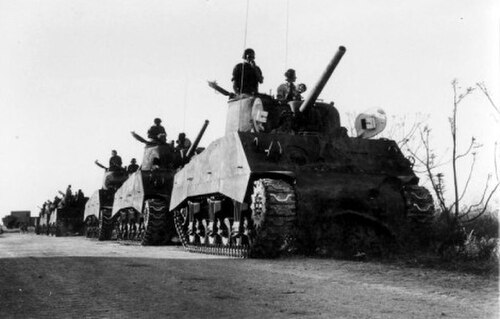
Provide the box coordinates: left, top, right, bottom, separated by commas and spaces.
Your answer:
109, 150, 123, 171
148, 118, 167, 143
277, 68, 304, 101
232, 48, 264, 95
175, 133, 192, 152
127, 158, 139, 174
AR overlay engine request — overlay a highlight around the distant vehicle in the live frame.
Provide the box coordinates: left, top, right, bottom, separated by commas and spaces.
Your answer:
49, 196, 88, 236
35, 206, 51, 235
37, 193, 88, 237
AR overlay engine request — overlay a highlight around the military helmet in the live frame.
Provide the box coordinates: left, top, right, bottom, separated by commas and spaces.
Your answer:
154, 118, 162, 124
243, 48, 255, 59
284, 69, 296, 79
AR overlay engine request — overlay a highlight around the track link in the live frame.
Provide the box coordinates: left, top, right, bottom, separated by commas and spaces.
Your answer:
173, 178, 296, 258
142, 198, 172, 245
98, 208, 113, 241
403, 185, 435, 224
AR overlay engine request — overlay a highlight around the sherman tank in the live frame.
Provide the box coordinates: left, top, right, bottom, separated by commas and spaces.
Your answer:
170, 46, 434, 258
111, 121, 209, 245
47, 192, 88, 236
83, 170, 128, 239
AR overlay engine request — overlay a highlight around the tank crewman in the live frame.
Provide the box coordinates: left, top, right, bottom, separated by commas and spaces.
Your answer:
277, 68, 307, 102
65, 185, 73, 204
109, 150, 123, 171
75, 189, 85, 203
148, 118, 167, 144
277, 69, 299, 101
65, 184, 72, 198
127, 158, 139, 174
53, 196, 61, 207
59, 185, 72, 207
232, 48, 264, 95
175, 133, 192, 158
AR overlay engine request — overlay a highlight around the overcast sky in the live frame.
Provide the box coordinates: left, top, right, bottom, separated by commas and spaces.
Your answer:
0, 0, 498, 220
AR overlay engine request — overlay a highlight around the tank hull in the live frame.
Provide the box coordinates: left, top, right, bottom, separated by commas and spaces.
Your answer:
112, 168, 176, 245
83, 189, 116, 239
170, 131, 432, 257
47, 199, 87, 237
171, 131, 415, 209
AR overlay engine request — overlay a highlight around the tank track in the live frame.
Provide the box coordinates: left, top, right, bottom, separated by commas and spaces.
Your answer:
403, 185, 435, 224
173, 178, 296, 258
173, 211, 250, 258
98, 208, 114, 241
84, 216, 100, 238
142, 198, 172, 245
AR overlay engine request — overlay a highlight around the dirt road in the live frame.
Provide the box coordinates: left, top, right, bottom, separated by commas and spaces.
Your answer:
0, 233, 497, 319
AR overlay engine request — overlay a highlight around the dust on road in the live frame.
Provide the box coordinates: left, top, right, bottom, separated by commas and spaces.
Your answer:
0, 233, 497, 319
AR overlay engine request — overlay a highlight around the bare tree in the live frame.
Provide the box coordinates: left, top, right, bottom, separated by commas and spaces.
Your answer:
406, 80, 499, 226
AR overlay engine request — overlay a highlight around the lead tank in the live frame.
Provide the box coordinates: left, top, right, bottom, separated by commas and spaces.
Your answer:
170, 46, 434, 258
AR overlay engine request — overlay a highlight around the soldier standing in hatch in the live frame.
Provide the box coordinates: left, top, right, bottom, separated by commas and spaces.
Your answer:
126, 158, 139, 174
109, 150, 123, 171
148, 118, 167, 143
232, 48, 264, 95
277, 68, 301, 101
175, 133, 192, 157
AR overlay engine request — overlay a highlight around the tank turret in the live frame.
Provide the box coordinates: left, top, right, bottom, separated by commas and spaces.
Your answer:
170, 46, 434, 258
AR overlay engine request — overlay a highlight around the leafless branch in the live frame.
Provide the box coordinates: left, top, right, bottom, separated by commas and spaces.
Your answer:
477, 82, 499, 115
461, 181, 500, 223
458, 153, 477, 202
495, 141, 499, 182
461, 175, 492, 216
455, 137, 479, 160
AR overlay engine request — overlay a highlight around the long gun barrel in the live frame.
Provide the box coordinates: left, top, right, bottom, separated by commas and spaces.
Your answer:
299, 46, 346, 113
185, 120, 210, 160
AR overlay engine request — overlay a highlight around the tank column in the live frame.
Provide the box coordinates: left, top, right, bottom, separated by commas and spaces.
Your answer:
207, 198, 221, 245
187, 201, 200, 244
